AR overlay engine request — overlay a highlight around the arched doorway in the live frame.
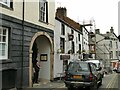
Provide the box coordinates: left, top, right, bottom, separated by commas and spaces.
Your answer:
29, 32, 54, 87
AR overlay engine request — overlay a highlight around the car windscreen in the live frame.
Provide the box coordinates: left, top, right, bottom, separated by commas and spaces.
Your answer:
68, 62, 89, 72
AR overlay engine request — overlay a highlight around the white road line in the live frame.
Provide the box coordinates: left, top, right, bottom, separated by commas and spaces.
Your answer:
106, 73, 117, 89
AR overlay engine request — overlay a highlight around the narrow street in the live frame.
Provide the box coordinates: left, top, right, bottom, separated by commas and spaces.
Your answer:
100, 73, 119, 89
31, 72, 120, 90
54, 73, 120, 90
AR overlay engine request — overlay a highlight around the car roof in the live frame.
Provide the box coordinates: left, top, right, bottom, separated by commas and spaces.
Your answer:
69, 60, 89, 63
86, 60, 100, 63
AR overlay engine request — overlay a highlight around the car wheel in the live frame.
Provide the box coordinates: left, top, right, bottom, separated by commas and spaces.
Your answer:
67, 86, 73, 90
88, 82, 98, 90
88, 86, 98, 90
102, 73, 104, 78
99, 78, 102, 86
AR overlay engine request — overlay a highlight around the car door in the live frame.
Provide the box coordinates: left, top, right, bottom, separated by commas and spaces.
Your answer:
89, 63, 98, 81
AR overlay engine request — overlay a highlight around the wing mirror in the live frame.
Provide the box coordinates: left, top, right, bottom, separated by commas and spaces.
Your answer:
113, 68, 117, 72
96, 67, 102, 71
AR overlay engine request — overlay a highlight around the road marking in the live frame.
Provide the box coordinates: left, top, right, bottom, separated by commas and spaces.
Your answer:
105, 73, 117, 89
111, 74, 117, 88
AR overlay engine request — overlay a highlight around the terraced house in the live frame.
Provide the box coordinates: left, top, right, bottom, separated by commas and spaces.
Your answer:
54, 7, 83, 79
95, 27, 119, 72
0, 0, 55, 89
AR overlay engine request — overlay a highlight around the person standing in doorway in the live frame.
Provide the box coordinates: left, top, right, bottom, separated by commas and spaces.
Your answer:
33, 59, 40, 83
32, 41, 40, 83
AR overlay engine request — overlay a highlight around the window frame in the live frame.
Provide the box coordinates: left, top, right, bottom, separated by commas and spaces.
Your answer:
60, 37, 65, 53
61, 23, 65, 35
78, 33, 80, 41
39, 0, 48, 23
0, 0, 13, 8
110, 51, 113, 59
0, 27, 8, 59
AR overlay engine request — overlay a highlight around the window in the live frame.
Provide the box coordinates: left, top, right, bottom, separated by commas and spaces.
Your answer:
60, 38, 65, 53
72, 41, 74, 54
116, 51, 118, 57
78, 34, 80, 41
90, 63, 96, 72
0, 27, 8, 59
39, 0, 48, 23
116, 42, 118, 49
110, 51, 113, 59
0, 0, 13, 8
79, 44, 81, 54
109, 41, 112, 48
61, 23, 65, 35
71, 29, 74, 34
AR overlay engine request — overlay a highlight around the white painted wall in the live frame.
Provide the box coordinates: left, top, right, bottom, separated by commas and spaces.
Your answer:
109, 34, 119, 59
82, 28, 89, 54
0, 0, 55, 30
54, 19, 82, 78
96, 33, 119, 69
36, 36, 51, 80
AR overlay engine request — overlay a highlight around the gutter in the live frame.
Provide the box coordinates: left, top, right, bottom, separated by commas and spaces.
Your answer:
21, 0, 24, 88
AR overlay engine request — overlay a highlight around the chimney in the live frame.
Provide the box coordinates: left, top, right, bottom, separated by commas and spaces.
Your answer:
95, 29, 100, 34
106, 31, 109, 36
56, 7, 67, 17
110, 27, 114, 33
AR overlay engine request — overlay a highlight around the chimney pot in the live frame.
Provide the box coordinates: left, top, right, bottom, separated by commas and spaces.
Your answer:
56, 7, 67, 17
95, 29, 100, 34
110, 27, 114, 33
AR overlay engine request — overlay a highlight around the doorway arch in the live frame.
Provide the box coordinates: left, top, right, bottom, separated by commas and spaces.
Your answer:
29, 32, 54, 87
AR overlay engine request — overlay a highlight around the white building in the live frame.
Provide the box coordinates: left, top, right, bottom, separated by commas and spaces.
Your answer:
54, 7, 82, 79
82, 26, 89, 59
95, 27, 119, 72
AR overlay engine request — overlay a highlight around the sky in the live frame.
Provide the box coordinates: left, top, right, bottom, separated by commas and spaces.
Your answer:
55, 0, 119, 36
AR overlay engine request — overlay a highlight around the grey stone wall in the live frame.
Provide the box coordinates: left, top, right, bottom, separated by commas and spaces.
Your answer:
0, 13, 54, 88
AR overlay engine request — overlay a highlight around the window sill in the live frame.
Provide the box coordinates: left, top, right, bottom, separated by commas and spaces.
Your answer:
0, 3, 13, 11
39, 19, 48, 25
0, 59, 12, 64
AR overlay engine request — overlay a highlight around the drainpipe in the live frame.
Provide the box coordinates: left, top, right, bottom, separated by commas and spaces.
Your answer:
21, 0, 24, 88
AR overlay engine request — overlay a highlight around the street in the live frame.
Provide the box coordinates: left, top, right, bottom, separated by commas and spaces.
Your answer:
100, 73, 119, 89
52, 73, 120, 90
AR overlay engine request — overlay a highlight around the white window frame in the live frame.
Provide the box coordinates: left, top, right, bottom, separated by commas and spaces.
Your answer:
0, 27, 8, 59
39, 0, 47, 22
0, 0, 10, 7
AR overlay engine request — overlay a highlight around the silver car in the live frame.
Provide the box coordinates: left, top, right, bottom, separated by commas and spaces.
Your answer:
116, 67, 120, 73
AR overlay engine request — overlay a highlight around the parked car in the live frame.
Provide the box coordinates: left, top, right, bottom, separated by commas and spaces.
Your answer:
113, 62, 120, 73
116, 67, 120, 73
64, 61, 102, 89
86, 60, 105, 78
113, 67, 120, 73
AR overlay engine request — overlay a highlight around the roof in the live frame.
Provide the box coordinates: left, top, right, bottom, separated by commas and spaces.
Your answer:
55, 11, 82, 33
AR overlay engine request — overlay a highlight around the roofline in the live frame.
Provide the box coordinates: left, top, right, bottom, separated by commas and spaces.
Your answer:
55, 16, 82, 34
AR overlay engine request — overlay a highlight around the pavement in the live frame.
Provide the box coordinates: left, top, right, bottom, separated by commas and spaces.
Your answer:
31, 80, 65, 89
10, 73, 114, 90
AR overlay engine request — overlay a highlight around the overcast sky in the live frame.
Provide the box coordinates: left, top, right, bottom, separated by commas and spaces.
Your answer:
55, 0, 119, 36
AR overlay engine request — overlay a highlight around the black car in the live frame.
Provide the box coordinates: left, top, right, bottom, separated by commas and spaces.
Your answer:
64, 61, 102, 89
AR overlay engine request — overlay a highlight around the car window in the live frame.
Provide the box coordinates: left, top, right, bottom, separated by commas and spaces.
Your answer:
68, 62, 89, 72
90, 63, 96, 71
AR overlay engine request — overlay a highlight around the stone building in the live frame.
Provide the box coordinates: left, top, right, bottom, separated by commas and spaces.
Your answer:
0, 0, 55, 89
